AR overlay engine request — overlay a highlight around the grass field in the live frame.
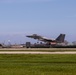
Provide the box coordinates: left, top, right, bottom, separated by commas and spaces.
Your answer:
0, 54, 76, 75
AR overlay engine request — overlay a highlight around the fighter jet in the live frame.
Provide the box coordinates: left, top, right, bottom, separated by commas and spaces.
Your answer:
26, 34, 65, 43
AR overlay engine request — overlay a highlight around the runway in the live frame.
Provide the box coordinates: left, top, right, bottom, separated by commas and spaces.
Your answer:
0, 51, 76, 54
1, 48, 76, 50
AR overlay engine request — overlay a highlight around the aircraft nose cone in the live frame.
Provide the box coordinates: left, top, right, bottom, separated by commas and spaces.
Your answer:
26, 35, 31, 37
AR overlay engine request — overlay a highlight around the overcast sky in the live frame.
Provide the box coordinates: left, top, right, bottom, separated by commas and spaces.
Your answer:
0, 0, 76, 44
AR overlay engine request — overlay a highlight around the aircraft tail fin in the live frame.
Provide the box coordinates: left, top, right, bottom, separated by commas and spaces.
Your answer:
56, 34, 65, 43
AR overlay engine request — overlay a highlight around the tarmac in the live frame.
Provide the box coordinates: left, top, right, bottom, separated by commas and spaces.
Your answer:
0, 51, 76, 54
1, 48, 76, 50
0, 48, 76, 54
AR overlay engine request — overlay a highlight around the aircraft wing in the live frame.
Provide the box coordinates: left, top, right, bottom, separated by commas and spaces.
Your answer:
41, 37, 55, 42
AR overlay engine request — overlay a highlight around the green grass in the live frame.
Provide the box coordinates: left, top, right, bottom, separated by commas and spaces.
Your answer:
0, 54, 76, 75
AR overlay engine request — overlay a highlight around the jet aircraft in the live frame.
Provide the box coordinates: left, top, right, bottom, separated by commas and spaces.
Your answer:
26, 34, 65, 43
